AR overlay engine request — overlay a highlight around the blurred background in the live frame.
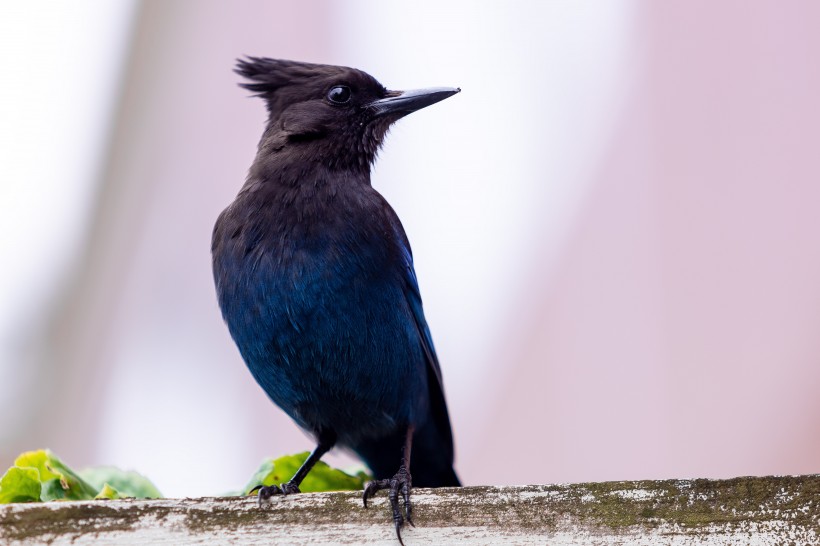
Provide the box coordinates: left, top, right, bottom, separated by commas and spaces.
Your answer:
2, 0, 819, 497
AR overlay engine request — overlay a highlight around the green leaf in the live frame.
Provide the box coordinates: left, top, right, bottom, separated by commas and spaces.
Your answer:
2, 449, 162, 503
94, 483, 124, 500
243, 452, 371, 495
79, 466, 162, 499
13, 450, 98, 501
0, 467, 42, 503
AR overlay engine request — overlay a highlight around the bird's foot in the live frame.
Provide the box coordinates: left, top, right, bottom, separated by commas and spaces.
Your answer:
250, 481, 301, 507
362, 465, 413, 545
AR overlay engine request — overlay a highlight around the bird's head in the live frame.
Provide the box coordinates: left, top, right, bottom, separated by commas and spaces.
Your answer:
236, 57, 459, 172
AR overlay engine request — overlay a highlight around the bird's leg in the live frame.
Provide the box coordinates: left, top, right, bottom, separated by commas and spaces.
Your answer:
252, 431, 336, 506
362, 426, 415, 545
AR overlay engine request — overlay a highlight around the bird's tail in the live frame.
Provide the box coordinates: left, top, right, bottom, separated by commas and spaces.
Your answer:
408, 418, 460, 487
355, 419, 460, 488
412, 460, 460, 487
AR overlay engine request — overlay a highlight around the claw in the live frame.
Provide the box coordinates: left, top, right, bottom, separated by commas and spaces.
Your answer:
402, 479, 414, 527
362, 480, 383, 509
254, 480, 301, 507
361, 465, 413, 545
255, 484, 283, 507
396, 520, 405, 546
280, 481, 301, 495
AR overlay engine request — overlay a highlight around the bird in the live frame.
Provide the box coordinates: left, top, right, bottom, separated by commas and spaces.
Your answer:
211, 57, 460, 542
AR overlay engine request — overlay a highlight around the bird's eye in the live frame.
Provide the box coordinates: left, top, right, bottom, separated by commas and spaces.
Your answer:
327, 85, 352, 104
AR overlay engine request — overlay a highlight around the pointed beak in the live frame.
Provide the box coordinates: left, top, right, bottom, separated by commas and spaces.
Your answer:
367, 87, 460, 117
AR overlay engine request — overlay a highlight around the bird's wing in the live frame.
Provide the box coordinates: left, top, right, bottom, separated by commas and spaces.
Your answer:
393, 227, 455, 459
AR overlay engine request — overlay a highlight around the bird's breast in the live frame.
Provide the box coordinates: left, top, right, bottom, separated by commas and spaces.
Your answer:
213, 197, 426, 438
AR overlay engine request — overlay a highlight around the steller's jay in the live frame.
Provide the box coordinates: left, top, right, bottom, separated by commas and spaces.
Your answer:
211, 58, 460, 542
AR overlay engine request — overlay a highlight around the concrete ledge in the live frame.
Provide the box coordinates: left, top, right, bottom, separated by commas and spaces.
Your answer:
1, 475, 818, 544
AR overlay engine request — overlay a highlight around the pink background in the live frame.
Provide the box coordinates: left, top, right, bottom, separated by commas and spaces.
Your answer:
1, 1, 818, 497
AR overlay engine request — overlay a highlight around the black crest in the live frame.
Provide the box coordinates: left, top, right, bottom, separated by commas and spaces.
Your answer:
235, 57, 338, 95
235, 57, 385, 116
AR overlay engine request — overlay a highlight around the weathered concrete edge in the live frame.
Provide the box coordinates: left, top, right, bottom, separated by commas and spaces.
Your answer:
1, 474, 818, 543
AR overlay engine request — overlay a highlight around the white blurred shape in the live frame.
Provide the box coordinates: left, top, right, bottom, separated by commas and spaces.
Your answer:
0, 1, 136, 439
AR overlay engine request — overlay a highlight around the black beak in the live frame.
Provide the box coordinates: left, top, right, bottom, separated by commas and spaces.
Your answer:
367, 87, 460, 117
